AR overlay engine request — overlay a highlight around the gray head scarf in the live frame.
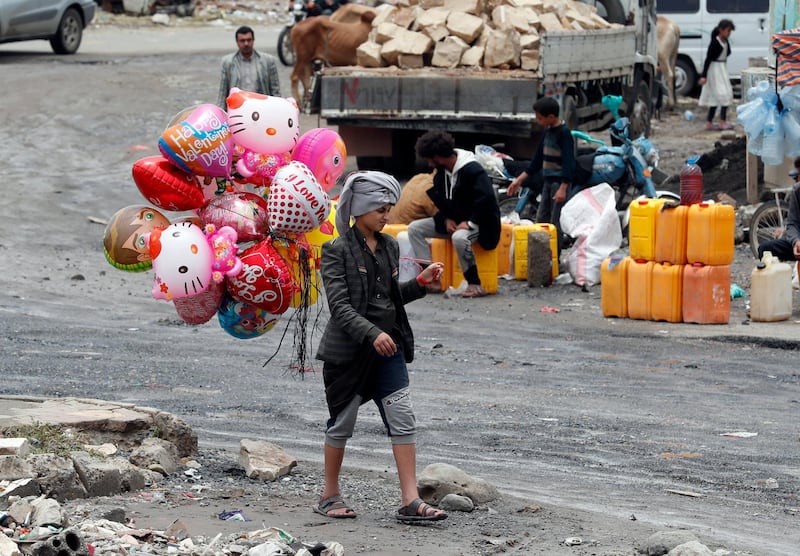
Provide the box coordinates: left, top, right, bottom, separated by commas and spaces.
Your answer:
335, 171, 401, 236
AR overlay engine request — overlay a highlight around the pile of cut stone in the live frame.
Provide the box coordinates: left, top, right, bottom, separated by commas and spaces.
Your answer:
357, 0, 618, 71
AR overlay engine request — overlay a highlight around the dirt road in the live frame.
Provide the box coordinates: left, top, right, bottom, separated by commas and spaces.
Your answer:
1, 21, 799, 556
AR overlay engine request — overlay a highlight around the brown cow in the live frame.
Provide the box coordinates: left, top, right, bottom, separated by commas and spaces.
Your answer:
656, 15, 681, 110
290, 11, 376, 107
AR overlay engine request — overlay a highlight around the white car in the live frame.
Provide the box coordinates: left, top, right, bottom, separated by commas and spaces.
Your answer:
0, 0, 96, 54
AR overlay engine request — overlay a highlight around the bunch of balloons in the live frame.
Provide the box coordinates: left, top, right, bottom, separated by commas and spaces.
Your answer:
103, 88, 348, 344
737, 80, 800, 165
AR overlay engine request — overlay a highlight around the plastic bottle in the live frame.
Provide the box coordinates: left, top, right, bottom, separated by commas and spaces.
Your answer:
679, 156, 703, 206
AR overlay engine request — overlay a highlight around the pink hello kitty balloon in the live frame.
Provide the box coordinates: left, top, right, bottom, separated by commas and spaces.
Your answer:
267, 161, 331, 234
226, 88, 300, 188
291, 128, 347, 192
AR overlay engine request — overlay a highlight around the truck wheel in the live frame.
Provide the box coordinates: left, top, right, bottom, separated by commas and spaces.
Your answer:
675, 57, 697, 97
277, 26, 295, 66
627, 81, 652, 138
49, 8, 83, 54
594, 0, 626, 25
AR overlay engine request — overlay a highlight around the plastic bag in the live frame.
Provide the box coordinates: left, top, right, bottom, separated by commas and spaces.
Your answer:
474, 144, 513, 180
560, 183, 622, 287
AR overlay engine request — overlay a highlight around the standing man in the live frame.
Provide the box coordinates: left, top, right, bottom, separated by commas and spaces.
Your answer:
217, 26, 281, 110
408, 130, 501, 298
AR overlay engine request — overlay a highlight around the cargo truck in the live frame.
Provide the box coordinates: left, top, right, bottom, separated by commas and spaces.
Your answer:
313, 0, 658, 175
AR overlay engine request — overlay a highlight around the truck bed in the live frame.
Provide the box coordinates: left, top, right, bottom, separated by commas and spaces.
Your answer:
319, 27, 636, 127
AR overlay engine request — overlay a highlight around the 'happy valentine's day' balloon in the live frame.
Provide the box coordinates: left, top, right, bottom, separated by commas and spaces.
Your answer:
158, 103, 232, 178
267, 161, 331, 234
103, 205, 170, 272
132, 156, 205, 212
291, 128, 347, 192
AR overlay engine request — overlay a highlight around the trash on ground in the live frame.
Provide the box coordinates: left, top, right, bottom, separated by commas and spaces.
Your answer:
720, 431, 758, 438
217, 510, 250, 522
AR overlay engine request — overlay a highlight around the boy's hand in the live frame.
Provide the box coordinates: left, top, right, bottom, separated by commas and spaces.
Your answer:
554, 183, 568, 203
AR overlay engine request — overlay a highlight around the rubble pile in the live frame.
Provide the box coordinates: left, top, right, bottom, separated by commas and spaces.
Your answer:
357, 0, 617, 71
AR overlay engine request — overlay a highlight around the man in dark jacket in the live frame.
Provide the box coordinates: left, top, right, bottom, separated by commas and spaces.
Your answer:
408, 130, 501, 298
757, 156, 800, 263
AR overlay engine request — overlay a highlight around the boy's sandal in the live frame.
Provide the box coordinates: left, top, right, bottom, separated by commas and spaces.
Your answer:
312, 494, 357, 518
462, 285, 488, 298
718, 123, 734, 130
396, 498, 448, 524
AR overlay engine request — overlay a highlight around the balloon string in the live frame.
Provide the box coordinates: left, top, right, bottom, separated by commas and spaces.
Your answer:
400, 256, 435, 271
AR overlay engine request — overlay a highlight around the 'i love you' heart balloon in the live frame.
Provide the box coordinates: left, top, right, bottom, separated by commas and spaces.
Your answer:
267, 161, 331, 235
159, 103, 232, 178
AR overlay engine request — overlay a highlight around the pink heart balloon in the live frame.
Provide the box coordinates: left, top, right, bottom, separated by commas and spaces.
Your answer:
267, 161, 331, 234
196, 192, 269, 242
158, 104, 232, 178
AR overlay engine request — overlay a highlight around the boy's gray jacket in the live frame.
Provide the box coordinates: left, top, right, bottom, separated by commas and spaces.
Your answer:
316, 228, 425, 365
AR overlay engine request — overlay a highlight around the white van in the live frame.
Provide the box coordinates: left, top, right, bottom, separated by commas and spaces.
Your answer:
658, 0, 770, 96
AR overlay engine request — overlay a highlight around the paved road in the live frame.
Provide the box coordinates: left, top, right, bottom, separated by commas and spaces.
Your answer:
1, 22, 799, 555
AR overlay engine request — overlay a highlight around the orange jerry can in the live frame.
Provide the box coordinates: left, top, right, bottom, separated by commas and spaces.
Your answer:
601, 255, 631, 318
654, 204, 688, 265
651, 262, 684, 323
686, 203, 735, 265
629, 198, 667, 261
627, 259, 655, 320
682, 263, 731, 324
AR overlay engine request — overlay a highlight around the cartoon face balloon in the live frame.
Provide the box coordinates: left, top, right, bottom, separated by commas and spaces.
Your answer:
267, 161, 331, 234
147, 222, 214, 301
226, 88, 300, 155
103, 205, 170, 272
291, 128, 347, 192
217, 295, 280, 339
159, 103, 232, 178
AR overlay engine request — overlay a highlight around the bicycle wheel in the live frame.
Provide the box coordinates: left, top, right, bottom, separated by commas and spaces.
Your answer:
277, 26, 294, 66
749, 200, 788, 258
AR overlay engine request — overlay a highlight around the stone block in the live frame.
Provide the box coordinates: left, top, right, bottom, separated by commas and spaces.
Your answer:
432, 36, 468, 68
416, 6, 449, 28
521, 48, 540, 71
444, 0, 481, 14
239, 439, 296, 482
527, 231, 553, 287
357, 42, 384, 67
483, 28, 521, 68
398, 53, 425, 69
421, 23, 449, 42
0, 439, 31, 458
538, 12, 563, 32
30, 528, 88, 556
0, 456, 34, 481
446, 11, 484, 43
460, 46, 484, 67
129, 438, 180, 475
70, 451, 123, 498
27, 453, 86, 502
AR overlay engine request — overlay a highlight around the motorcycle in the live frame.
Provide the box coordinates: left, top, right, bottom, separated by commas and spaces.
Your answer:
277, 1, 308, 67
277, 1, 345, 66
495, 118, 677, 227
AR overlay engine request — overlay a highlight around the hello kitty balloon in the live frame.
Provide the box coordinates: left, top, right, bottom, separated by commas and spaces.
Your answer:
226, 88, 300, 188
145, 221, 242, 301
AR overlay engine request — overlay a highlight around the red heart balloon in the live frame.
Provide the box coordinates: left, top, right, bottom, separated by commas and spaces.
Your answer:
226, 239, 296, 315
132, 155, 205, 211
